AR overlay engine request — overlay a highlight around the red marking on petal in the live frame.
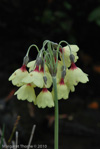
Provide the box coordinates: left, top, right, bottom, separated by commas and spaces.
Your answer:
34, 65, 39, 72
42, 88, 48, 92
71, 62, 77, 70
27, 83, 31, 86
40, 67, 44, 72
60, 78, 64, 85
20, 65, 27, 72
59, 48, 63, 53
54, 57, 56, 62
59, 48, 64, 54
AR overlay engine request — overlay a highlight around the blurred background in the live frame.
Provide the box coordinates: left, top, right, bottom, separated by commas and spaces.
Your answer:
0, 0, 100, 149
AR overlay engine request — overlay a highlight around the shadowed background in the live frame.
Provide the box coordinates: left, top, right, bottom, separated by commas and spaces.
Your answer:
0, 0, 100, 149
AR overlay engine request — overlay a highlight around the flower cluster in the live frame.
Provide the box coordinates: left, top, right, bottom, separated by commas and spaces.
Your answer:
9, 40, 89, 108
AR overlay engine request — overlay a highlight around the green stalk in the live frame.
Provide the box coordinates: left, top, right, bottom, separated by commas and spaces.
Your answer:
52, 76, 59, 149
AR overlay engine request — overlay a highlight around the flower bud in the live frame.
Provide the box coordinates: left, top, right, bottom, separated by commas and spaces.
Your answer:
61, 66, 66, 78
70, 54, 75, 63
43, 76, 47, 85
23, 55, 29, 65
61, 70, 66, 78
36, 57, 42, 66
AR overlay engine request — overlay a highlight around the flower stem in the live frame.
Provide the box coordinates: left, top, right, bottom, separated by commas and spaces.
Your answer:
52, 76, 59, 149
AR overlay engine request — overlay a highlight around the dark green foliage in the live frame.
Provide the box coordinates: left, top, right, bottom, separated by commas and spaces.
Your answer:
88, 7, 100, 26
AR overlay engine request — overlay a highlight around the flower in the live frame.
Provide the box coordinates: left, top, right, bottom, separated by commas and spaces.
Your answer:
22, 65, 44, 88
60, 45, 79, 67
22, 65, 52, 88
14, 83, 36, 102
9, 65, 28, 87
8, 41, 89, 108
65, 62, 89, 86
35, 88, 54, 108
52, 78, 69, 100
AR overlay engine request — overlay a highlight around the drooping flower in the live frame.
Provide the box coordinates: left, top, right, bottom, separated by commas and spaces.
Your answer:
9, 65, 28, 87
22, 65, 52, 88
60, 45, 79, 67
52, 78, 69, 100
22, 65, 44, 88
14, 83, 36, 102
35, 88, 54, 108
65, 62, 89, 86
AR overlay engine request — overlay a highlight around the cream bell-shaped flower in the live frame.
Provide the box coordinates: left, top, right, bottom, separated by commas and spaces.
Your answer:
38, 67, 52, 88
65, 62, 89, 86
22, 65, 44, 88
9, 65, 28, 87
35, 88, 54, 108
14, 83, 36, 102
22, 66, 52, 88
52, 78, 69, 100
60, 45, 79, 67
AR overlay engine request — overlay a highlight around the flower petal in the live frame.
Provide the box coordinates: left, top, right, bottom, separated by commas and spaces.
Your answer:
15, 84, 36, 102
36, 90, 54, 108
22, 71, 44, 88
9, 69, 28, 87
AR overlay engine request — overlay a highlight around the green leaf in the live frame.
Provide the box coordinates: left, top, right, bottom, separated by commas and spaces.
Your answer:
88, 7, 100, 26
63, 1, 72, 10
